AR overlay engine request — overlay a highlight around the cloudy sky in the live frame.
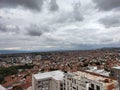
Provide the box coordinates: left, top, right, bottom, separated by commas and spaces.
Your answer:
0, 0, 120, 51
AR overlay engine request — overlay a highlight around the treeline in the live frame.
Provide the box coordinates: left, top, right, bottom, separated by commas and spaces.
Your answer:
0, 64, 34, 84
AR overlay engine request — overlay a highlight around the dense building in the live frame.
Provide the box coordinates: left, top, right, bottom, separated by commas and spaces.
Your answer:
64, 70, 119, 90
32, 70, 64, 90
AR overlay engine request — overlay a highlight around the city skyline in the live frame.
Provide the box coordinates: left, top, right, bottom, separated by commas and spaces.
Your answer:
0, 0, 120, 51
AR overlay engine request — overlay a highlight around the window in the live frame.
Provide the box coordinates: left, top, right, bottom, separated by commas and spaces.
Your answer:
67, 81, 69, 85
74, 80, 76, 84
91, 84, 94, 89
77, 86, 78, 90
96, 85, 100, 90
38, 81, 41, 84
73, 87, 76, 89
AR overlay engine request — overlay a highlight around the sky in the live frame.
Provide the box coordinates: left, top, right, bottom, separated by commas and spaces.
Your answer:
0, 0, 120, 51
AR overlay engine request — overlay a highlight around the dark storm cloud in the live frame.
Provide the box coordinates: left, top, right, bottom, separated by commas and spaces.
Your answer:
0, 0, 120, 50
101, 38, 113, 43
93, 0, 120, 11
0, 22, 19, 33
27, 30, 42, 36
49, 0, 59, 12
0, 23, 7, 32
73, 3, 84, 21
55, 2, 84, 23
74, 12, 84, 21
0, 0, 44, 11
26, 25, 42, 36
99, 15, 120, 28
26, 24, 49, 37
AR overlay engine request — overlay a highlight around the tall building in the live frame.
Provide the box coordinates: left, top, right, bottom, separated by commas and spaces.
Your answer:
32, 70, 64, 90
64, 70, 119, 90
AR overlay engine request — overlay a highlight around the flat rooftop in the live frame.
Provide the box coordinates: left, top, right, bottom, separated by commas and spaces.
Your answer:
86, 69, 110, 76
112, 66, 120, 69
72, 70, 117, 85
33, 70, 64, 81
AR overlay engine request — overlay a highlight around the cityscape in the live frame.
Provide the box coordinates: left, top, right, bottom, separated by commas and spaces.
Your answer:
0, 48, 120, 90
0, 0, 120, 90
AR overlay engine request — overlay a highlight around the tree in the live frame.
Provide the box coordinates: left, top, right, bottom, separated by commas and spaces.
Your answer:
0, 75, 4, 84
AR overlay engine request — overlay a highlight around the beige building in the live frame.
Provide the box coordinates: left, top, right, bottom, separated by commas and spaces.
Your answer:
64, 70, 119, 90
32, 70, 64, 90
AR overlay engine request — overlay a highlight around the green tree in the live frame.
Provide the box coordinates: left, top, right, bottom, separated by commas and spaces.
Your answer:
0, 75, 4, 84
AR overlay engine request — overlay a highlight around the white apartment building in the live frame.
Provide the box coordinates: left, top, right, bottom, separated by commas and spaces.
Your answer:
64, 70, 119, 90
32, 70, 64, 90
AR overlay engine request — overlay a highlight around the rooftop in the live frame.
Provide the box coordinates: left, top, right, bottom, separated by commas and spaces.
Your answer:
71, 70, 117, 85
86, 69, 110, 76
33, 70, 64, 81
112, 66, 120, 69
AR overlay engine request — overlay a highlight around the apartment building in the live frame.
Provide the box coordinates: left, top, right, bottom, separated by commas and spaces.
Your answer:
64, 70, 119, 90
32, 70, 64, 90
110, 66, 120, 90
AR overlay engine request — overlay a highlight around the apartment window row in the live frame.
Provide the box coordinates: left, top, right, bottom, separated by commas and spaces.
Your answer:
38, 87, 49, 90
38, 80, 49, 85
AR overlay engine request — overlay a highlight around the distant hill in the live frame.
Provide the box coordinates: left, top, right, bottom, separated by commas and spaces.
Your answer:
100, 47, 120, 51
0, 47, 120, 54
0, 50, 30, 54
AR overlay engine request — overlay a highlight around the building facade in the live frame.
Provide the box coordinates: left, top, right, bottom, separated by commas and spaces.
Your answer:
32, 70, 119, 90
32, 70, 64, 90
64, 71, 119, 90
110, 66, 120, 90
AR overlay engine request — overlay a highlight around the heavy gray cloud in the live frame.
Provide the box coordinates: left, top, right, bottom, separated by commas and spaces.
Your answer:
0, 0, 120, 50
99, 15, 120, 28
0, 23, 7, 32
27, 30, 42, 37
93, 0, 120, 11
49, 0, 59, 12
101, 38, 113, 43
73, 2, 84, 21
0, 0, 44, 11
26, 24, 50, 37
54, 2, 84, 23
0, 22, 19, 33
